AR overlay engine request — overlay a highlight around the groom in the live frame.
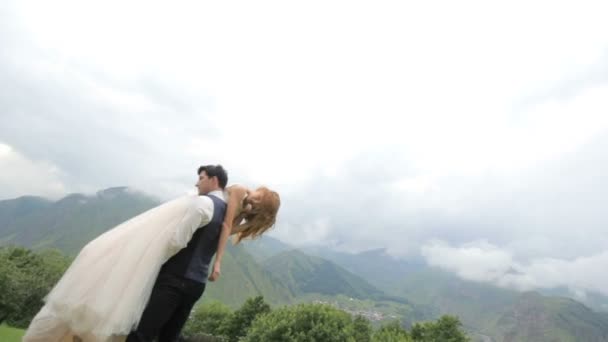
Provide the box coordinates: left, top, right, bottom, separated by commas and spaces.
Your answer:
127, 164, 229, 342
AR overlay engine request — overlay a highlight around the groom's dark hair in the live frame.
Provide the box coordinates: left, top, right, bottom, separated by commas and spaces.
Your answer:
198, 164, 228, 189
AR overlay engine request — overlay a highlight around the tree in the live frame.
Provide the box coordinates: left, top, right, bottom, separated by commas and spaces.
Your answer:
353, 315, 372, 342
223, 296, 271, 342
244, 303, 356, 342
372, 320, 411, 342
410, 315, 469, 342
0, 246, 70, 327
183, 301, 233, 339
0, 260, 18, 324
0, 246, 47, 327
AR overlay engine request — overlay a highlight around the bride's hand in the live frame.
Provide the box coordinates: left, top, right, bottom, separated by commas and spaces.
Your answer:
209, 261, 221, 282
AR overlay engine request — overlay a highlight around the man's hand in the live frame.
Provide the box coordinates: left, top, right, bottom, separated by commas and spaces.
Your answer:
208, 261, 221, 282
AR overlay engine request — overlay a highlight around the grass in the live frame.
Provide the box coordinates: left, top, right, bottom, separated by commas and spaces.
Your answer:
0, 324, 25, 342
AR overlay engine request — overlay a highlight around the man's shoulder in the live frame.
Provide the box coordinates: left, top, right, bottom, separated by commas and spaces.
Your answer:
190, 195, 214, 210
206, 190, 227, 203
205, 194, 227, 209
193, 194, 227, 208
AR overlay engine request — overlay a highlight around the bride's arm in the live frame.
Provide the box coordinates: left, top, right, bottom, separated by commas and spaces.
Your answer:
209, 185, 247, 281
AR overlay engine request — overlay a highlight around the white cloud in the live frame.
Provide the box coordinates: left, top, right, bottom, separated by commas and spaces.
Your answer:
422, 240, 608, 297
2, 0, 608, 296
0, 142, 67, 199
270, 218, 333, 247
8, 0, 608, 187
422, 240, 514, 283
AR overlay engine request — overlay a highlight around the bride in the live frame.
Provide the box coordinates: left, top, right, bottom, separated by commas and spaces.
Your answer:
23, 166, 280, 342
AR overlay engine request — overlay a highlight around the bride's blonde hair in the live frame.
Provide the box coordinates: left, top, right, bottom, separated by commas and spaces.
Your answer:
234, 187, 280, 244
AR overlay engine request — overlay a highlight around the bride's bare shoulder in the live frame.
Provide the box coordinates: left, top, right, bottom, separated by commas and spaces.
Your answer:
225, 185, 249, 203
226, 184, 248, 193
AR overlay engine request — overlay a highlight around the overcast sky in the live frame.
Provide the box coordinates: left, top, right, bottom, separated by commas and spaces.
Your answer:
2, 0, 608, 297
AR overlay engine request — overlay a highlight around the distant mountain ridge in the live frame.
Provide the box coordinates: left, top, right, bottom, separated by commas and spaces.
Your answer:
0, 187, 159, 254
263, 249, 385, 300
2, 189, 608, 341
302, 245, 426, 294
0, 189, 394, 307
491, 292, 608, 342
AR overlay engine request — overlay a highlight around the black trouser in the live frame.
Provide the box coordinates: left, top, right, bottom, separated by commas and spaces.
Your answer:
127, 273, 206, 342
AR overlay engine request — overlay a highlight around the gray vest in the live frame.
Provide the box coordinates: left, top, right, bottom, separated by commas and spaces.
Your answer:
160, 194, 227, 283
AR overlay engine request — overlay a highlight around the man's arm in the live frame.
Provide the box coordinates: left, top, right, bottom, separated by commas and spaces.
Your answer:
168, 196, 214, 255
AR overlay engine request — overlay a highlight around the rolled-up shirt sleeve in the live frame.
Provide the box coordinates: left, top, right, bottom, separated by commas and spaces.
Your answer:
169, 195, 214, 253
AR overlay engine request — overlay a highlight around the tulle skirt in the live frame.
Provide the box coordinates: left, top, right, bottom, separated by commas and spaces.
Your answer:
24, 195, 199, 342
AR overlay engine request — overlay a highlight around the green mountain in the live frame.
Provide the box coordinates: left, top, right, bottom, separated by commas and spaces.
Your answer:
303, 246, 426, 293
0, 196, 52, 225
202, 243, 294, 308
490, 292, 608, 342
0, 187, 159, 254
0, 196, 52, 244
3, 189, 608, 341
243, 235, 293, 262
263, 249, 385, 300
395, 268, 517, 337
540, 287, 608, 314
307, 246, 608, 341
393, 268, 608, 341
0, 189, 295, 309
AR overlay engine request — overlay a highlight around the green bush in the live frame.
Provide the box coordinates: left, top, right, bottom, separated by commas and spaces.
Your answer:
372, 320, 411, 342
223, 296, 271, 342
410, 315, 469, 342
353, 315, 372, 342
0, 246, 70, 327
243, 303, 356, 342
183, 301, 233, 339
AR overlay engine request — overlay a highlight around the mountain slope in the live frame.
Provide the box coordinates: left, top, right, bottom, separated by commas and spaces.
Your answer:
0, 187, 160, 254
263, 249, 386, 300
395, 268, 608, 341
0, 196, 52, 242
490, 292, 608, 342
0, 189, 294, 309
3, 189, 608, 341
303, 246, 426, 293
540, 287, 608, 314
202, 243, 294, 308
243, 235, 293, 262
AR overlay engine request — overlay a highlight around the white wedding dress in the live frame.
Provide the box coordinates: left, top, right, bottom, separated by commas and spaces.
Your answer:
23, 194, 219, 342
